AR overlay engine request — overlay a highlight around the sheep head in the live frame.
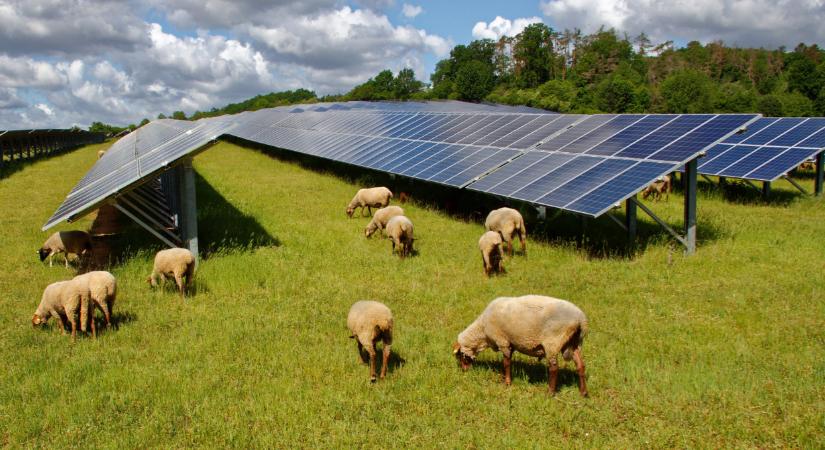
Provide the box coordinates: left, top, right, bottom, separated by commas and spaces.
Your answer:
346, 207, 355, 218
38, 248, 49, 262
452, 342, 474, 371
32, 314, 44, 327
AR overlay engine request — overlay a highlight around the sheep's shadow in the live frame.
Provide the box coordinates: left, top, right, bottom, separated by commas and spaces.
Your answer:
354, 346, 406, 376
148, 278, 209, 298
473, 358, 583, 390
90, 310, 138, 332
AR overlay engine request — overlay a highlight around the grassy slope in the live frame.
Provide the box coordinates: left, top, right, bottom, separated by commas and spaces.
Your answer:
1, 142, 823, 448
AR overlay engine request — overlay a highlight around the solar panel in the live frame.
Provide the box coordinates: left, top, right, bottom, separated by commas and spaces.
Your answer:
45, 103, 759, 233
695, 117, 825, 181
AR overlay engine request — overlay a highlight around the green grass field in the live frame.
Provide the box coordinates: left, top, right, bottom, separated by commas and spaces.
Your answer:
1, 141, 823, 448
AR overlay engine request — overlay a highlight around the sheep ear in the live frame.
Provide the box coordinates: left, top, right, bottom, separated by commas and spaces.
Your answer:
452, 342, 460, 354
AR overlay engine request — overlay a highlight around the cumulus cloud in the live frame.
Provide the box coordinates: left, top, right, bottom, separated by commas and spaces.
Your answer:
472, 16, 544, 40
402, 3, 423, 18
0, 1, 450, 129
540, 0, 825, 48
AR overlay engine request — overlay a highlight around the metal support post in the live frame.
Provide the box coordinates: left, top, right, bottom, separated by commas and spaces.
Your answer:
625, 194, 637, 243
178, 159, 199, 263
815, 152, 824, 196
684, 159, 697, 255
762, 181, 771, 199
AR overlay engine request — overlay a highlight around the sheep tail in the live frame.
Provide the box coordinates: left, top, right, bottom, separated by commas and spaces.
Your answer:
561, 320, 588, 362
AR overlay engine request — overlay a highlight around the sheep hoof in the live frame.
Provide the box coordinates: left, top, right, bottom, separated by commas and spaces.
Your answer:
370, 377, 377, 383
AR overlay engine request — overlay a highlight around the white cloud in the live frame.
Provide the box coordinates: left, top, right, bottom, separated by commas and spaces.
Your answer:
401, 3, 423, 18
34, 103, 54, 116
540, 0, 825, 48
472, 16, 544, 40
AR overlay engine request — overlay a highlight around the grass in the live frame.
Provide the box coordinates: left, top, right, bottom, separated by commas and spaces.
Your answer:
1, 141, 823, 448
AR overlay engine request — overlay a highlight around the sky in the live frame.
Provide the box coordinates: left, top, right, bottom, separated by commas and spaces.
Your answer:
1, 0, 824, 129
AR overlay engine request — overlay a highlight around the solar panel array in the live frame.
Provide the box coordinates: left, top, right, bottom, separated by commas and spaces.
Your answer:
695, 117, 825, 181
44, 101, 760, 231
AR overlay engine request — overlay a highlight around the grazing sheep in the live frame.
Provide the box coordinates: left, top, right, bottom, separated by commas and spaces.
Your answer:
97, 150, 106, 159
479, 231, 505, 276
38, 230, 92, 268
485, 208, 526, 256
346, 187, 393, 218
73, 271, 117, 332
365, 206, 404, 238
799, 160, 816, 171
386, 215, 414, 258
347, 301, 394, 382
147, 248, 196, 298
452, 295, 589, 396
31, 280, 86, 341
641, 175, 671, 202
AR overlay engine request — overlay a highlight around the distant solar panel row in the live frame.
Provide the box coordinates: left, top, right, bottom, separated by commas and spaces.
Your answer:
696, 117, 825, 181
44, 101, 760, 231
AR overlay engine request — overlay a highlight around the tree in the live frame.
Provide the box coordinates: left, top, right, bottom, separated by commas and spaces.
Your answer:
660, 70, 712, 113
157, 113, 167, 119
171, 111, 187, 120
393, 68, 423, 100
595, 76, 636, 112
455, 60, 494, 101
757, 95, 783, 116
513, 23, 556, 88
139, 118, 150, 127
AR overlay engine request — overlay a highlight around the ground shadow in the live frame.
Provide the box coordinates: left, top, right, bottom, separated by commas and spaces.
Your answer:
91, 310, 138, 332
695, 178, 802, 206
80, 167, 279, 269
355, 346, 406, 376
0, 145, 88, 180
227, 137, 722, 260
473, 358, 582, 390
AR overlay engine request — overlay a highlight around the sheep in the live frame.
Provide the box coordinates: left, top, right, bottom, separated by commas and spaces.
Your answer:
479, 231, 505, 277
346, 187, 393, 218
386, 215, 414, 258
73, 271, 117, 332
485, 207, 526, 256
147, 248, 196, 298
97, 149, 106, 159
31, 280, 88, 341
347, 301, 394, 382
799, 160, 816, 171
641, 174, 671, 202
452, 295, 589, 396
38, 230, 92, 268
365, 206, 404, 238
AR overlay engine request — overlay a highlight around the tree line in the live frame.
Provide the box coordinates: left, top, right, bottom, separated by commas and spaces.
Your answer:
90, 25, 825, 132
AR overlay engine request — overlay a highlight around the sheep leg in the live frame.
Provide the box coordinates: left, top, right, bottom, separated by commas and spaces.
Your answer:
573, 347, 588, 397
380, 340, 391, 380
55, 312, 68, 335
365, 345, 377, 382
519, 234, 526, 255
502, 351, 512, 386
68, 314, 77, 342
482, 254, 490, 276
48, 253, 54, 267
64, 254, 69, 269
175, 273, 185, 299
548, 355, 559, 395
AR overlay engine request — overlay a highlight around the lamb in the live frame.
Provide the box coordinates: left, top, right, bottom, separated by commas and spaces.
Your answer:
452, 295, 589, 396
73, 271, 117, 332
346, 187, 393, 218
347, 301, 394, 382
146, 248, 196, 298
31, 280, 87, 341
484, 207, 526, 256
97, 149, 106, 159
641, 175, 671, 202
365, 206, 404, 238
479, 231, 505, 276
38, 230, 92, 268
386, 215, 414, 258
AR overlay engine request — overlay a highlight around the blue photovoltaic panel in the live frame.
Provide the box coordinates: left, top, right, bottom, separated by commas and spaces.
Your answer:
695, 117, 825, 181
46, 102, 759, 231
565, 161, 675, 215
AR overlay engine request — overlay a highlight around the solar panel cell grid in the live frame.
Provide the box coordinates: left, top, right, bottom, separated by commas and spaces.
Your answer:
536, 158, 635, 208
585, 114, 675, 157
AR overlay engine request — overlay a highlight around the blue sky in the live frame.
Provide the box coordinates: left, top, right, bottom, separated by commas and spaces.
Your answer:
1, 0, 824, 129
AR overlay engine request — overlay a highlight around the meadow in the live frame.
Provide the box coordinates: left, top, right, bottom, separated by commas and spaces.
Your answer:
1, 141, 823, 448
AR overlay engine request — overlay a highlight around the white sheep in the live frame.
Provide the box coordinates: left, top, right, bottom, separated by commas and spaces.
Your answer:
453, 295, 589, 396
346, 187, 393, 218
97, 149, 106, 159
386, 215, 414, 258
365, 205, 404, 238
479, 231, 505, 276
641, 174, 671, 202
485, 207, 526, 256
31, 280, 88, 341
146, 248, 196, 298
347, 300, 394, 382
73, 271, 117, 332
38, 230, 92, 268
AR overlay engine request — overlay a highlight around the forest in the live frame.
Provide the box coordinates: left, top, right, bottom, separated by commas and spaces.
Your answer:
98, 25, 825, 130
